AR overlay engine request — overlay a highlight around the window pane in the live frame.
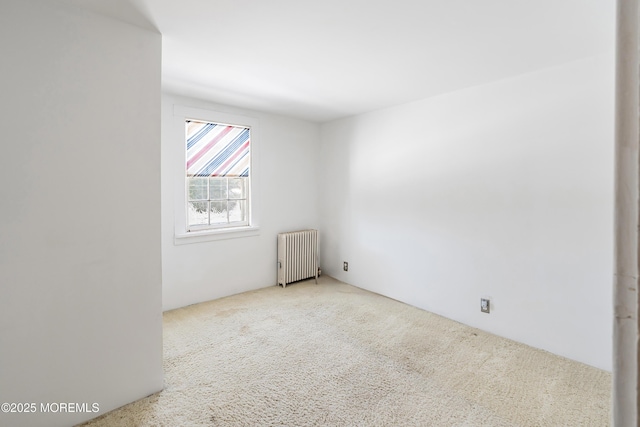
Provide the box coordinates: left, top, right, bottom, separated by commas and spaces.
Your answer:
228, 178, 245, 199
188, 201, 209, 226
188, 178, 208, 201
209, 178, 227, 200
229, 200, 246, 223
210, 201, 228, 224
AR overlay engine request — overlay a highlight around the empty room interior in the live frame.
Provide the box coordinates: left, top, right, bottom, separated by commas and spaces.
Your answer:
0, 0, 626, 426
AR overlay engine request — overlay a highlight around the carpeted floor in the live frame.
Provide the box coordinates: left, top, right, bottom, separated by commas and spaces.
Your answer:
79, 276, 611, 426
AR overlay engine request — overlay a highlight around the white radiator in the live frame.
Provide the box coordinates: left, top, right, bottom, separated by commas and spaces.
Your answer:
277, 229, 319, 287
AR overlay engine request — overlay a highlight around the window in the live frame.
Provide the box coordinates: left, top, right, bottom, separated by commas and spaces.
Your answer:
186, 120, 251, 231
172, 105, 259, 244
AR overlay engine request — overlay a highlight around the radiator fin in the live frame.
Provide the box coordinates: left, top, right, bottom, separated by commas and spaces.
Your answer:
277, 229, 318, 287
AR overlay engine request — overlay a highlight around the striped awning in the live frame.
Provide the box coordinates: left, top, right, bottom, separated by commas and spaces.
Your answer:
186, 120, 250, 177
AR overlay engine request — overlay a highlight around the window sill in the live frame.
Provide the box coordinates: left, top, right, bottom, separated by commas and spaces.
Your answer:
174, 226, 260, 245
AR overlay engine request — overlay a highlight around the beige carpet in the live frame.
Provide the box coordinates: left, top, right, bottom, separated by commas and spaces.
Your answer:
79, 276, 610, 426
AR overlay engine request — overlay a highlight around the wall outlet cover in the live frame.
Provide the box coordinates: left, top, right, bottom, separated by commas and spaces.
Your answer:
481, 298, 490, 314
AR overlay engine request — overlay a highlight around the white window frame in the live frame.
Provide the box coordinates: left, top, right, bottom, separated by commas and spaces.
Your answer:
173, 105, 260, 244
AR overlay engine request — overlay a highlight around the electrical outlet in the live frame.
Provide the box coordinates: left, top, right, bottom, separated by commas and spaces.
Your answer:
343, 261, 348, 271
480, 298, 490, 314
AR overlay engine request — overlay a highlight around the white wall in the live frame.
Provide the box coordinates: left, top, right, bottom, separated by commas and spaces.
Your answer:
0, 2, 163, 426
162, 94, 320, 311
319, 55, 614, 370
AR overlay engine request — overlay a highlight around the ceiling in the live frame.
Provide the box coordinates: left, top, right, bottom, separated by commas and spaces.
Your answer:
60, 0, 614, 123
